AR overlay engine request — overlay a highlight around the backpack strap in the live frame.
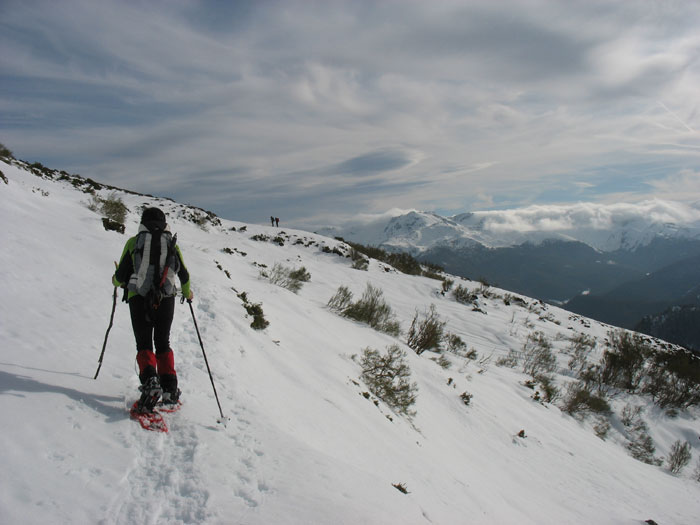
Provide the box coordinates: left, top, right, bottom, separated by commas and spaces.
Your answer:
149, 228, 163, 292
158, 233, 178, 289
132, 229, 152, 293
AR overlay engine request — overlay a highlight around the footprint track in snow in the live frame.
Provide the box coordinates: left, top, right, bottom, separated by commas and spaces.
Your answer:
228, 403, 271, 511
104, 419, 212, 525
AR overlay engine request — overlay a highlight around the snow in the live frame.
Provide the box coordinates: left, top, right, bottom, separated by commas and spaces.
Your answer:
1, 159, 699, 525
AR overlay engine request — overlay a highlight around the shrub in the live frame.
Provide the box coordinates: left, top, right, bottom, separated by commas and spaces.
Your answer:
621, 404, 645, 430
87, 192, 128, 227
385, 252, 422, 275
465, 348, 479, 361
667, 440, 692, 474
337, 239, 439, 277
337, 283, 401, 336
422, 261, 445, 277
0, 143, 13, 159
267, 263, 310, 293
562, 382, 611, 416
593, 417, 611, 440
359, 345, 418, 417
522, 331, 557, 377
344, 283, 391, 325
476, 281, 492, 298
406, 304, 446, 355
352, 258, 369, 271
441, 279, 454, 294
327, 285, 353, 312
289, 266, 311, 282
536, 374, 560, 403
460, 391, 473, 406
578, 362, 608, 395
238, 292, 269, 330
86, 193, 101, 212
246, 303, 270, 330
101, 192, 128, 224
453, 284, 477, 305
496, 348, 520, 368
620, 408, 661, 465
627, 427, 662, 466
643, 349, 700, 408
567, 333, 596, 377
600, 330, 653, 393
350, 248, 369, 270
432, 354, 452, 369
445, 333, 468, 354
178, 207, 220, 230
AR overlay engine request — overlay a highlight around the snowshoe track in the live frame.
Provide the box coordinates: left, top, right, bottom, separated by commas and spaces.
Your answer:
104, 417, 211, 524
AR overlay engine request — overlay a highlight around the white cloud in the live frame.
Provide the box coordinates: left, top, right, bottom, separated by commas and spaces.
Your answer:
647, 169, 700, 204
1, 0, 699, 226
474, 200, 700, 235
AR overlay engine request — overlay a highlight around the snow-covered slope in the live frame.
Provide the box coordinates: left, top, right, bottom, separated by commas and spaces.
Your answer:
1, 159, 700, 525
320, 202, 700, 253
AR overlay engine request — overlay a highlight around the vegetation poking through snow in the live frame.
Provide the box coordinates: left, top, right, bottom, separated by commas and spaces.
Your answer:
358, 344, 418, 417
238, 291, 269, 330
335, 237, 443, 278
406, 304, 446, 355
328, 283, 401, 336
263, 263, 311, 293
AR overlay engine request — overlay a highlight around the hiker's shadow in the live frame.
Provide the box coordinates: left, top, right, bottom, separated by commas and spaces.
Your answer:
0, 368, 125, 423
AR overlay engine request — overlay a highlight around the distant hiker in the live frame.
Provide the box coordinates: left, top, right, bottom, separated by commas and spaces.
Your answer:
270, 216, 275, 226
112, 207, 193, 412
275, 217, 280, 227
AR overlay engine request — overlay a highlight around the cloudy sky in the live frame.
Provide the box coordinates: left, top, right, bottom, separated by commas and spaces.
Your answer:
2, 0, 699, 228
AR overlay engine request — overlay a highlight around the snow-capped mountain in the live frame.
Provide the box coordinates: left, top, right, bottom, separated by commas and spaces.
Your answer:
319, 202, 700, 253
318, 205, 700, 311
2, 156, 700, 524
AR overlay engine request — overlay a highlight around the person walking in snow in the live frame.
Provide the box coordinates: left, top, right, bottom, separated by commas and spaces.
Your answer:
112, 207, 193, 412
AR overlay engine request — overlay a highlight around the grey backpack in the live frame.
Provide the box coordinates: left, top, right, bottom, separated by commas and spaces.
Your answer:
128, 225, 180, 302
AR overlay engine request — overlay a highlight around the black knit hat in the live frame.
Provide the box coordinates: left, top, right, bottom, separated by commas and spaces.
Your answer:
141, 207, 166, 230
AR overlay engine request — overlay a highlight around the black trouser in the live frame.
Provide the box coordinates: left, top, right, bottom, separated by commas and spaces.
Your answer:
129, 295, 177, 389
129, 295, 175, 353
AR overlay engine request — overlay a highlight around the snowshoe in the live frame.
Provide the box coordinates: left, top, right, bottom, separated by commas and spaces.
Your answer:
136, 376, 162, 413
161, 387, 181, 406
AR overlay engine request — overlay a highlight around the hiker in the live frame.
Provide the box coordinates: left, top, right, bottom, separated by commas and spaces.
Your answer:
275, 217, 280, 227
112, 207, 193, 412
270, 216, 275, 226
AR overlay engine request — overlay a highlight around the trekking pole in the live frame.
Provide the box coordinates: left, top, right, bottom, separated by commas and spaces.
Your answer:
187, 298, 228, 426
94, 285, 118, 380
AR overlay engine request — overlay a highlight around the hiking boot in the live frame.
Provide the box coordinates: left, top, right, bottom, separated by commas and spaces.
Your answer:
136, 376, 162, 413
161, 387, 181, 406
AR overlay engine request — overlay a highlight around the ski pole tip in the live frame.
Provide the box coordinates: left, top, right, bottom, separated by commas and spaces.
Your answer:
217, 416, 230, 428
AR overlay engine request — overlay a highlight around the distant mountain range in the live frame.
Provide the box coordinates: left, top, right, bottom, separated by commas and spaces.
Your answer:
317, 203, 700, 341
320, 202, 700, 252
